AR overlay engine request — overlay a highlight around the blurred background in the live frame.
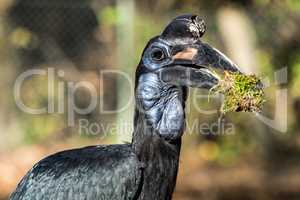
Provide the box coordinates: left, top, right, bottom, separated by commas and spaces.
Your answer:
0, 0, 300, 199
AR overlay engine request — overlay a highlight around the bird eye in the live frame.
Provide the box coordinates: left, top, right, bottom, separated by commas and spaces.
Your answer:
151, 48, 165, 61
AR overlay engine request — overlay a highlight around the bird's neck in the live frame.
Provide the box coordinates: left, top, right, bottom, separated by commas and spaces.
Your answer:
131, 73, 186, 199
132, 73, 186, 153
132, 109, 182, 200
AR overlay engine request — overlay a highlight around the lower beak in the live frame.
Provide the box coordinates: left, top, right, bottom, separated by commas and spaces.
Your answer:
159, 42, 242, 89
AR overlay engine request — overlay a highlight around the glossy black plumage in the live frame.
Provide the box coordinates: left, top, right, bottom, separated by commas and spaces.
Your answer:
10, 145, 143, 200
10, 14, 242, 200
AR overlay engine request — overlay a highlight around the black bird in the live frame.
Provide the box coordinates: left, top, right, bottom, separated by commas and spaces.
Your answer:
9, 14, 241, 200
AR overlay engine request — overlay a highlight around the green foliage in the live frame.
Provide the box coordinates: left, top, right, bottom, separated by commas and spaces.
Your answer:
287, 0, 300, 12
21, 114, 63, 144
99, 6, 118, 26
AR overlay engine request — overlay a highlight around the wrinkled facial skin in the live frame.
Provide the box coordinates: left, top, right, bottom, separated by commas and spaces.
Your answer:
135, 14, 242, 141
136, 73, 186, 140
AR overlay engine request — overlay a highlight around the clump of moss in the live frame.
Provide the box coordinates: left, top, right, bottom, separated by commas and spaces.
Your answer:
211, 71, 265, 114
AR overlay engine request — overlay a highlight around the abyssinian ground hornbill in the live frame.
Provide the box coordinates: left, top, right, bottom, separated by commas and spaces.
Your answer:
10, 14, 242, 200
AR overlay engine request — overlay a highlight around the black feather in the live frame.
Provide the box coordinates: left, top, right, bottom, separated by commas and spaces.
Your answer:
9, 145, 143, 200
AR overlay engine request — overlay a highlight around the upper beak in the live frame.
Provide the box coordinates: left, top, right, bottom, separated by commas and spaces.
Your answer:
159, 42, 242, 89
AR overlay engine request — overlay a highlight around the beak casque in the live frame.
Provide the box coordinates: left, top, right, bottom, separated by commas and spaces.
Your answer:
157, 14, 243, 89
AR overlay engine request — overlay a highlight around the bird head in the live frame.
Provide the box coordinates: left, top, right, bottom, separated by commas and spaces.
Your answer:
134, 14, 242, 141
137, 14, 241, 90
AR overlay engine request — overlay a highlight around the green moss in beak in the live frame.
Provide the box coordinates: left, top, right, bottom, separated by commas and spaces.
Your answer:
211, 71, 265, 114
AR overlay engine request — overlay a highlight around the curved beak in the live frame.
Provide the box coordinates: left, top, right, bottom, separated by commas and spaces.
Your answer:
159, 42, 242, 89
